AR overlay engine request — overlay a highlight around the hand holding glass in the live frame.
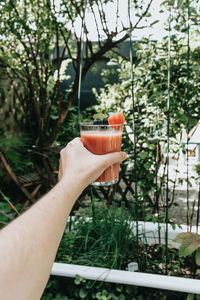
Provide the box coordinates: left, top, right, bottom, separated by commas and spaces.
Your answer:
80, 123, 122, 186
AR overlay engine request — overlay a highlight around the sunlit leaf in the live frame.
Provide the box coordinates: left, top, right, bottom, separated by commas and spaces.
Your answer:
173, 232, 198, 244
173, 232, 200, 257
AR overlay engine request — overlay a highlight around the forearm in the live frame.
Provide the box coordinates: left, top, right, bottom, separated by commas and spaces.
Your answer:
0, 179, 80, 300
0, 137, 126, 300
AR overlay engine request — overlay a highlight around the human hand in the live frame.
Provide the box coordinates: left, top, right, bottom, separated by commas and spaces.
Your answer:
58, 138, 127, 191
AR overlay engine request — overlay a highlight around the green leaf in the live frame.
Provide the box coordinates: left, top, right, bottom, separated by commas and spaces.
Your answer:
195, 247, 200, 266
186, 294, 194, 300
116, 284, 123, 292
74, 275, 86, 285
139, 151, 148, 159
177, 0, 184, 8
179, 241, 199, 257
173, 232, 199, 244
173, 232, 188, 243
79, 288, 88, 298
173, 232, 200, 257
148, 144, 155, 150
125, 285, 133, 295
118, 294, 125, 300
144, 162, 152, 170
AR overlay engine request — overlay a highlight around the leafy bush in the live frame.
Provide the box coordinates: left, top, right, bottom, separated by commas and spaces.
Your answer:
42, 275, 187, 300
90, 19, 200, 216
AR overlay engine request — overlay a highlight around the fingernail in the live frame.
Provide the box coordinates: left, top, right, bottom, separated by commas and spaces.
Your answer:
122, 152, 127, 160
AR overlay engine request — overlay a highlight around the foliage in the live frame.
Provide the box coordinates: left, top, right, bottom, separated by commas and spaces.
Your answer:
42, 275, 186, 300
56, 206, 144, 270
174, 232, 200, 257
0, 133, 33, 174
0, 201, 16, 228
92, 53, 173, 217
90, 0, 200, 217
0, 70, 33, 179
173, 231, 200, 300
56, 106, 83, 147
194, 163, 200, 182
56, 204, 196, 278
186, 294, 200, 300
173, 230, 200, 300
0, 191, 20, 228
0, 0, 154, 148
0, 0, 155, 196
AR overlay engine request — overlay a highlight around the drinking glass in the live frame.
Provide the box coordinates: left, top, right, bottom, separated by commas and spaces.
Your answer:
80, 123, 123, 186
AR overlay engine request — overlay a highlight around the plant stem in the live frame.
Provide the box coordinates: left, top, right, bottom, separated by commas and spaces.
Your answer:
0, 191, 20, 216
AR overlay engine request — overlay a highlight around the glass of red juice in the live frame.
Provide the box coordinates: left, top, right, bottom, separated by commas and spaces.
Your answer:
80, 123, 123, 186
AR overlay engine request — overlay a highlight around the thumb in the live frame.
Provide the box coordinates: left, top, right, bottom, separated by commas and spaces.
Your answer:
102, 151, 127, 167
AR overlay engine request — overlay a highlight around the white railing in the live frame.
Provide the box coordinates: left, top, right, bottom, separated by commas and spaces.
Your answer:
51, 221, 200, 294
51, 262, 200, 294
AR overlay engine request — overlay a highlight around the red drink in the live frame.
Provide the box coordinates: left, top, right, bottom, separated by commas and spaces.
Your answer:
80, 124, 122, 186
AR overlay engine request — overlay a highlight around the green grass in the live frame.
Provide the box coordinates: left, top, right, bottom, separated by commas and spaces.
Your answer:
56, 206, 146, 270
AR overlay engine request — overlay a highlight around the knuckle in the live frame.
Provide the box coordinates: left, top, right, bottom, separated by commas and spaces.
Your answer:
60, 148, 65, 155
74, 137, 80, 142
120, 152, 124, 160
60, 147, 67, 157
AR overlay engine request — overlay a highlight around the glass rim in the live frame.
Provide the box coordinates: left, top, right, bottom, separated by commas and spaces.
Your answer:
80, 122, 123, 127
80, 123, 123, 131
